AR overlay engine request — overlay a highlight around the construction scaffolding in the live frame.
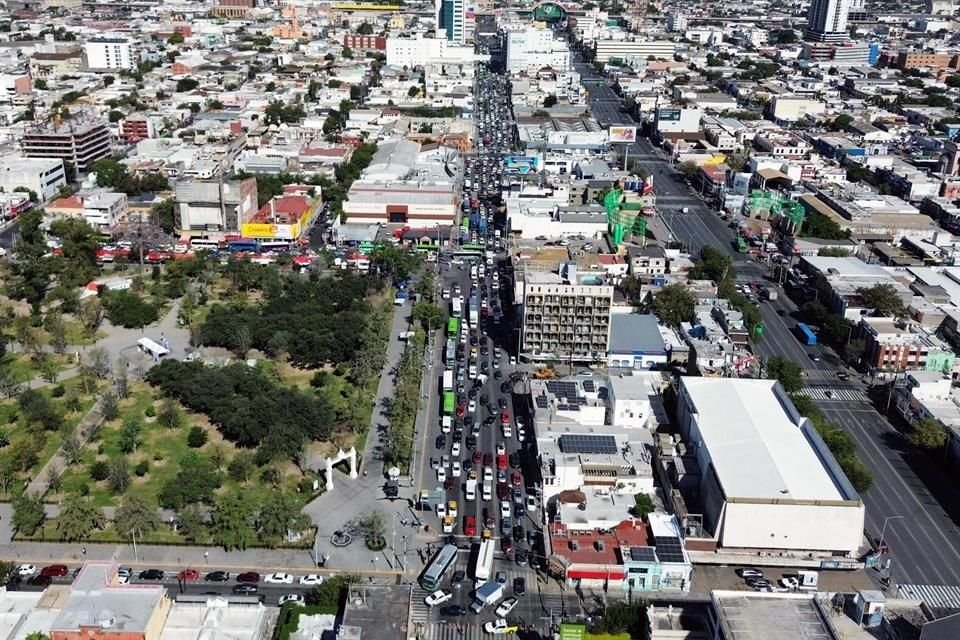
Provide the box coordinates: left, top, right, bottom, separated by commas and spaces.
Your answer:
748, 190, 806, 231
604, 189, 651, 246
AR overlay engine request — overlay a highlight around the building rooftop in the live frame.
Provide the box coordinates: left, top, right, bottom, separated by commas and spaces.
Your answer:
681, 378, 849, 501
711, 591, 837, 640
51, 563, 166, 634
609, 313, 667, 356
159, 598, 270, 640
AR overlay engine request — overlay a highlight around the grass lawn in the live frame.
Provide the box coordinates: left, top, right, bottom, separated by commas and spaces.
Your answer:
0, 375, 104, 495
62, 321, 105, 346
50, 381, 317, 528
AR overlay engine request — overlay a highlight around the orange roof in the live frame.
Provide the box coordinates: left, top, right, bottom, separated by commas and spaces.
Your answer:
49, 195, 83, 210
596, 254, 625, 265
252, 195, 312, 224
548, 523, 620, 566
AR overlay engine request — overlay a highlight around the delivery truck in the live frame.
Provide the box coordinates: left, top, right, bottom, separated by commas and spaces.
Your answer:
470, 580, 504, 613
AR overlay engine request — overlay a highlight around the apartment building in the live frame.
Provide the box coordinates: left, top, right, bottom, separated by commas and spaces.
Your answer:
212, 0, 254, 18
22, 120, 112, 173
897, 51, 960, 72
84, 37, 137, 71
519, 266, 613, 362
593, 39, 676, 64
860, 317, 955, 372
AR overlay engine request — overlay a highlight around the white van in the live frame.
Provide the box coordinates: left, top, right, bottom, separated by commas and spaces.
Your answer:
476, 373, 489, 386
441, 416, 452, 434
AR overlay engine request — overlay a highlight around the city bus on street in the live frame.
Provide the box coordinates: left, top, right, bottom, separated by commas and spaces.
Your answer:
442, 392, 455, 415
447, 317, 460, 337
420, 544, 458, 590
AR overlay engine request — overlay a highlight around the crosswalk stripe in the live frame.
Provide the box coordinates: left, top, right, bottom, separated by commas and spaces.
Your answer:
899, 584, 960, 611
797, 387, 869, 403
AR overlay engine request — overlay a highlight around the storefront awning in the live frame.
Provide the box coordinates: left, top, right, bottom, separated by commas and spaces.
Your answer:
567, 569, 624, 580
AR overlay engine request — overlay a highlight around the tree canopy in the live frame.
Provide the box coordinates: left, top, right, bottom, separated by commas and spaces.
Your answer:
765, 355, 804, 393
199, 271, 378, 368
908, 418, 947, 451
856, 283, 906, 317
146, 360, 334, 462
653, 284, 695, 327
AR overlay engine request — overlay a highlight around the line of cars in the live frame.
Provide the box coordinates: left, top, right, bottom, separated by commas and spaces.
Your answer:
13, 564, 323, 606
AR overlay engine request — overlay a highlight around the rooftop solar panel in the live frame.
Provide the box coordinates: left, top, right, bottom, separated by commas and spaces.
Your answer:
629, 547, 658, 563
535, 395, 549, 409
654, 536, 686, 564
558, 434, 618, 454
582, 380, 596, 393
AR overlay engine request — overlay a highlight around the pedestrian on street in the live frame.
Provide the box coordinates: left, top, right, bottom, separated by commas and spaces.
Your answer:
81, 546, 86, 555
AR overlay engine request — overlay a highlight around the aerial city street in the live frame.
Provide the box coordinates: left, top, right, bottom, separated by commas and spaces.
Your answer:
1, 0, 960, 638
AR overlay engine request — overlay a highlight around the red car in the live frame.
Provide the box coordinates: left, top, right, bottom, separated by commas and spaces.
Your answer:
497, 483, 510, 500
511, 471, 522, 487
177, 568, 200, 581
464, 516, 477, 537
237, 572, 260, 583
456, 403, 466, 418
500, 411, 510, 424
483, 452, 494, 467
497, 454, 508, 471
40, 564, 68, 577
473, 450, 483, 465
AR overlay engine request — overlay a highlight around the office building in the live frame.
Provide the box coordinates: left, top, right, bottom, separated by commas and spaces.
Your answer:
666, 12, 687, 32
173, 177, 259, 236
519, 265, 613, 362
506, 27, 571, 74
212, 0, 254, 18
593, 39, 676, 64
0, 157, 65, 202
386, 35, 474, 68
805, 0, 851, 42
22, 120, 112, 173
437, 0, 466, 44
83, 37, 136, 71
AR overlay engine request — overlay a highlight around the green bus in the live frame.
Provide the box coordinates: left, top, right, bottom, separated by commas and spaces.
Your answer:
447, 317, 460, 336
460, 243, 485, 253
442, 392, 455, 415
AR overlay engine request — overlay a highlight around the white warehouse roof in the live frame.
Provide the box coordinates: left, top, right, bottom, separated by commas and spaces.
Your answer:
681, 378, 845, 502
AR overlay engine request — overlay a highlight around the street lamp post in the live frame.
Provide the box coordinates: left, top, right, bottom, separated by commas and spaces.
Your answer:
878, 515, 904, 555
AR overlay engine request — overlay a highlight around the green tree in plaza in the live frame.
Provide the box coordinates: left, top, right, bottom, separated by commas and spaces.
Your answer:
856, 283, 907, 318
12, 493, 45, 536
114, 493, 159, 539
210, 492, 257, 550
765, 355, 805, 393
908, 418, 948, 452
9, 208, 54, 303
258, 491, 309, 547
57, 493, 105, 541
652, 283, 695, 327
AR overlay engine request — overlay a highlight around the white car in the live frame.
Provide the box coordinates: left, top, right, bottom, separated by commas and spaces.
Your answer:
17, 564, 36, 577
484, 619, 517, 634
299, 574, 324, 586
483, 467, 494, 482
442, 517, 454, 533
526, 496, 537, 512
516, 430, 525, 443
468, 400, 477, 413
437, 467, 447, 482
279, 594, 305, 606
779, 577, 799, 589
500, 500, 511, 518
264, 572, 294, 584
451, 442, 461, 457
452, 461, 462, 477
502, 425, 512, 439
425, 589, 453, 607
436, 503, 447, 518
495, 597, 519, 617
496, 442, 506, 455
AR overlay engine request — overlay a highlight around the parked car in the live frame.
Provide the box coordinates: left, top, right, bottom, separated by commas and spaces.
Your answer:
264, 573, 294, 584
279, 594, 305, 606
299, 574, 324, 585
233, 583, 258, 595
495, 597, 518, 617
206, 571, 231, 582
177, 569, 201, 581
40, 564, 68, 578
17, 565, 37, 577
737, 568, 763, 580
237, 572, 260, 583
139, 569, 164, 580
27, 575, 52, 587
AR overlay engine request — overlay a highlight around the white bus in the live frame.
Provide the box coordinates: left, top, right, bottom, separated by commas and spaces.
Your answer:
442, 370, 454, 392
474, 539, 496, 583
189, 238, 220, 251
451, 297, 462, 318
136, 337, 170, 360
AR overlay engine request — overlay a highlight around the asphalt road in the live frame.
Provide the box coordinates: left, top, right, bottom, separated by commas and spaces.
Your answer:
0, 217, 19, 251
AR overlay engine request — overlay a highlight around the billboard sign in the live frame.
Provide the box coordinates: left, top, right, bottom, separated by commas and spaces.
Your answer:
559, 624, 586, 640
658, 108, 681, 121
503, 156, 540, 174
608, 126, 637, 143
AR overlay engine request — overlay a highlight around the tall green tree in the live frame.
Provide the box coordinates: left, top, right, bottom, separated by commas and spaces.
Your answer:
9, 209, 53, 303
908, 418, 948, 451
856, 283, 906, 317
412, 301, 445, 333
766, 355, 805, 393
258, 491, 308, 547
12, 493, 45, 536
114, 494, 159, 538
652, 284, 695, 327
57, 493, 105, 541
210, 492, 256, 550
